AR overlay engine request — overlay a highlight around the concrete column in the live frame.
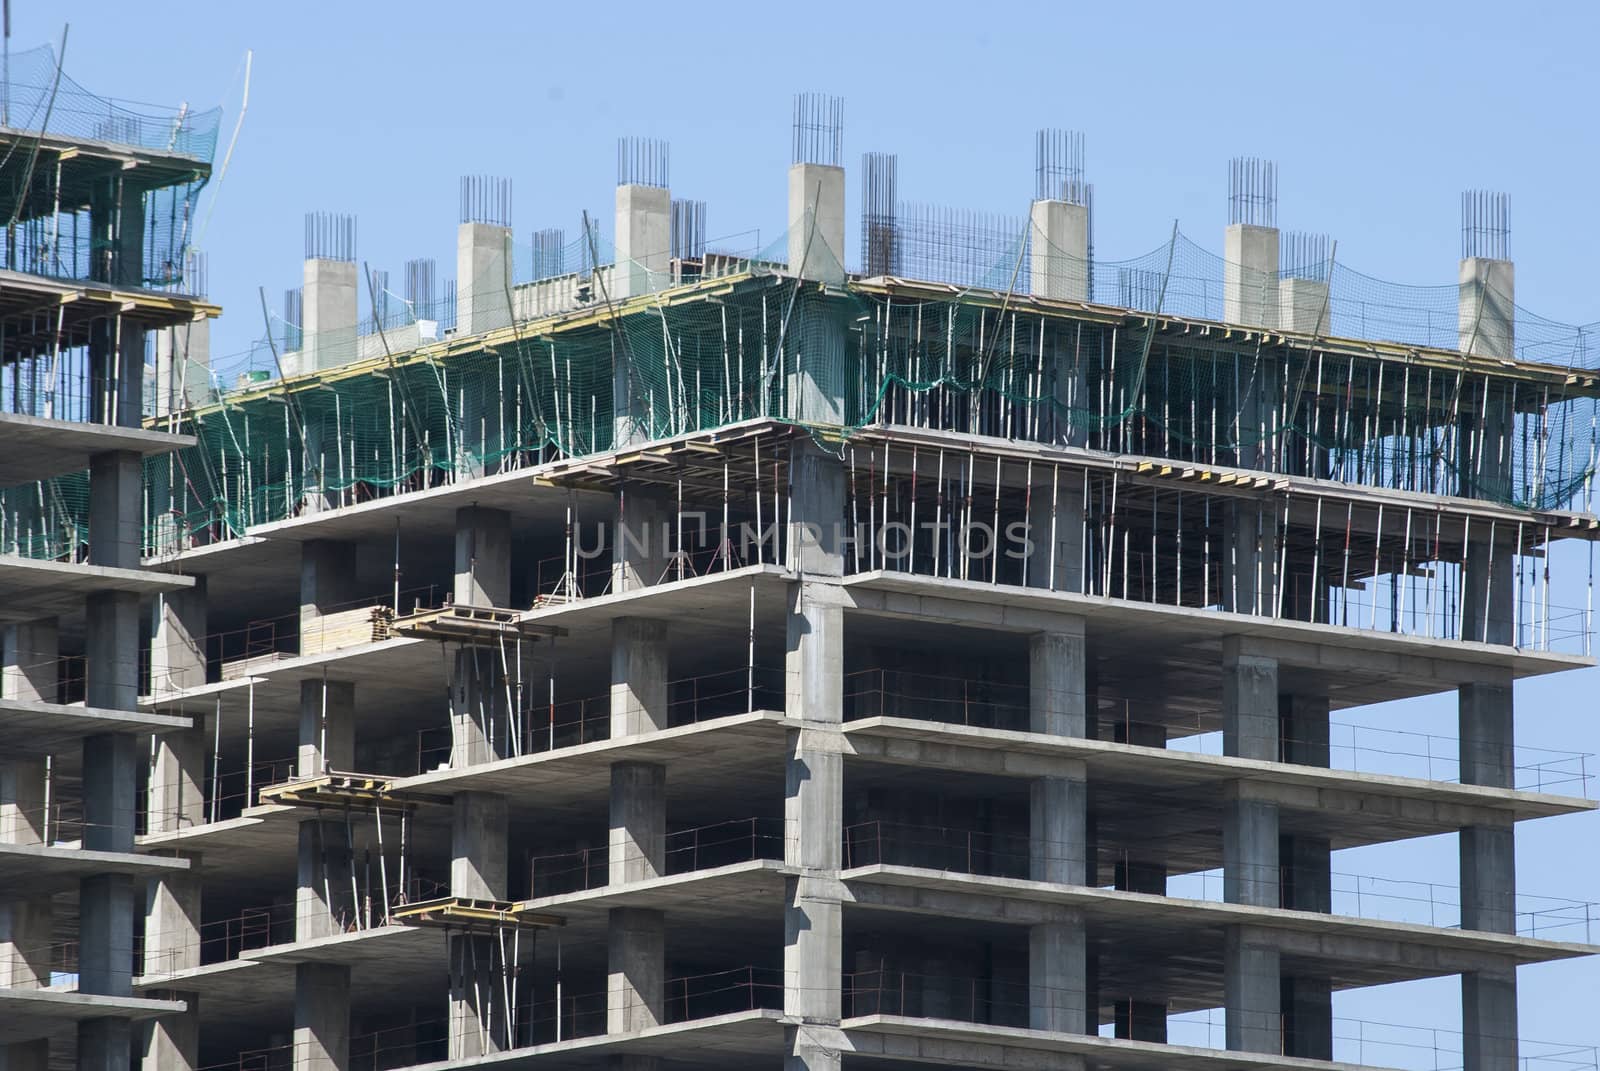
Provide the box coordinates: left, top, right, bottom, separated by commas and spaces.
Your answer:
150, 580, 208, 696
1028, 626, 1086, 737
1026, 624, 1089, 1032
3, 619, 58, 703
298, 679, 355, 777
608, 907, 665, 1035
143, 861, 202, 976
88, 319, 144, 430
78, 1022, 134, 1071
1223, 224, 1279, 330
615, 183, 670, 302
783, 166, 847, 426
90, 450, 142, 570
449, 509, 514, 765
0, 894, 53, 987
448, 792, 509, 1059
147, 712, 207, 834
294, 962, 350, 1071
611, 618, 669, 737
154, 316, 211, 419
142, 860, 202, 1071
1028, 199, 1089, 303
1029, 773, 1086, 886
456, 222, 513, 337
610, 763, 665, 884
451, 792, 509, 900
1222, 499, 1279, 614
1459, 257, 1514, 360
296, 817, 348, 941
785, 448, 845, 1030
303, 257, 358, 372
1224, 926, 1281, 1054
1278, 277, 1330, 335
788, 163, 845, 285
612, 485, 672, 590
1458, 674, 1517, 1070
0, 759, 47, 845
1222, 643, 1278, 762
141, 997, 199, 1071
1220, 645, 1281, 1049
1025, 474, 1084, 592
1029, 914, 1087, 1034
300, 540, 360, 640
454, 507, 511, 607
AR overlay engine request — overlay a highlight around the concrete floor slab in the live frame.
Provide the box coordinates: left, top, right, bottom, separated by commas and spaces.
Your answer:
0, 555, 193, 623
0, 696, 191, 752
0, 842, 189, 896
0, 987, 186, 1043
0, 412, 193, 486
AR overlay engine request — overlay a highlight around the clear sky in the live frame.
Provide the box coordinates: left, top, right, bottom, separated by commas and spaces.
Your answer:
23, 0, 1600, 1057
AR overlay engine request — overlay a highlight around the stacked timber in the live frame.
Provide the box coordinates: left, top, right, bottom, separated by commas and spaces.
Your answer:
301, 605, 396, 657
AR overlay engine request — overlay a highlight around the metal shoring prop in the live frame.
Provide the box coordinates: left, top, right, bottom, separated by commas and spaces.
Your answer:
210, 694, 221, 823
375, 803, 390, 924
246, 680, 256, 807
1021, 460, 1033, 588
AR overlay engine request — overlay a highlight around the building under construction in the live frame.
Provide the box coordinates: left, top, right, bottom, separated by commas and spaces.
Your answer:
3, 56, 1600, 1071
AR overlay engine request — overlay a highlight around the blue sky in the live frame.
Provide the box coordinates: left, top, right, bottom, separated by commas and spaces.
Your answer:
26, 0, 1600, 1054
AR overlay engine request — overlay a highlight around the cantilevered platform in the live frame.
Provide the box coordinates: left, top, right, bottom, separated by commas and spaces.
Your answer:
0, 696, 191, 752
0, 556, 193, 623
0, 989, 184, 1044
0, 412, 195, 486
0, 842, 188, 896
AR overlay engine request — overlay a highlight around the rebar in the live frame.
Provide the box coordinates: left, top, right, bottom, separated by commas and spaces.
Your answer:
283, 287, 303, 350
895, 203, 1028, 290
861, 152, 899, 276
181, 249, 208, 298
792, 92, 843, 168
460, 175, 512, 227
404, 258, 436, 311
617, 137, 669, 189
1228, 157, 1277, 228
1462, 190, 1509, 260
671, 199, 706, 261
1035, 129, 1087, 206
1281, 231, 1330, 281
304, 211, 356, 262
531, 229, 566, 281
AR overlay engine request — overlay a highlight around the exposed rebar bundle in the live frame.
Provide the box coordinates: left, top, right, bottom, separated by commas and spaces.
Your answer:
404, 258, 436, 311
1228, 158, 1277, 228
460, 175, 512, 228
1281, 231, 1331, 281
370, 268, 391, 327
304, 211, 356, 262
896, 203, 1027, 291
282, 287, 303, 351
1035, 129, 1087, 206
181, 249, 208, 298
792, 92, 843, 168
531, 229, 566, 281
861, 152, 899, 277
617, 137, 669, 189
1462, 190, 1509, 260
671, 199, 706, 261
